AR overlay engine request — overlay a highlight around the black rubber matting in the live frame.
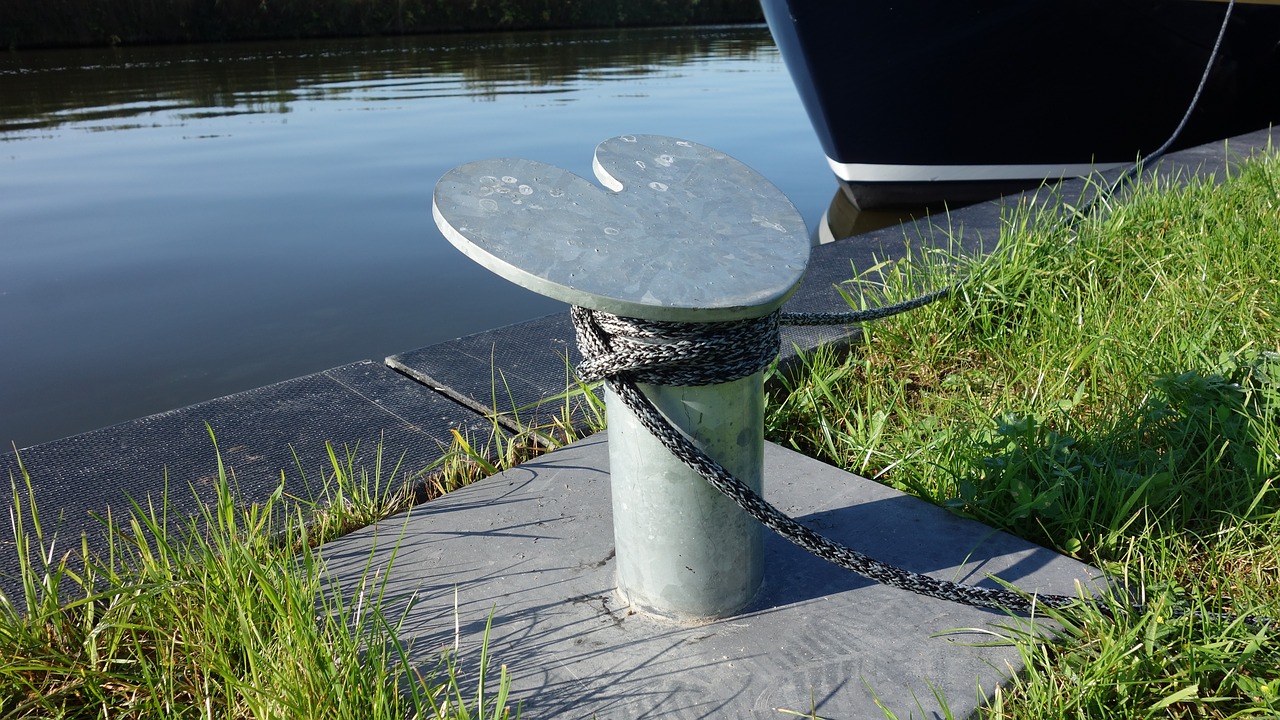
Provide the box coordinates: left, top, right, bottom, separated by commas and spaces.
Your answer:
387, 312, 597, 434
0, 360, 498, 603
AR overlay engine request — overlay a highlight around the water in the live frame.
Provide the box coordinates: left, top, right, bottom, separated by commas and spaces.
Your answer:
0, 26, 832, 449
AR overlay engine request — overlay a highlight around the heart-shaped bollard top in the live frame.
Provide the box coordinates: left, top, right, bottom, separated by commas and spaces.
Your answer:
432, 135, 810, 322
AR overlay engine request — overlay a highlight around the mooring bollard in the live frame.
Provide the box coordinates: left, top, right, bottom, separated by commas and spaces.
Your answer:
432, 135, 809, 621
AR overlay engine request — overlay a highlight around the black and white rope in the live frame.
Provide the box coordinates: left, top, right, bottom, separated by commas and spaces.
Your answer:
779, 286, 954, 327
572, 306, 778, 387
571, 306, 1274, 627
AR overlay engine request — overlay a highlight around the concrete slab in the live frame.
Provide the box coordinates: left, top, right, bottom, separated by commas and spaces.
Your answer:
0, 361, 499, 603
317, 433, 1103, 719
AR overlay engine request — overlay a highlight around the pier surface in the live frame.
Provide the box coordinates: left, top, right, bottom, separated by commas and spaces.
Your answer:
318, 431, 1101, 718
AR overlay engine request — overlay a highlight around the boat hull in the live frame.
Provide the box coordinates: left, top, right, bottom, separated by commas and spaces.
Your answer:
762, 0, 1280, 208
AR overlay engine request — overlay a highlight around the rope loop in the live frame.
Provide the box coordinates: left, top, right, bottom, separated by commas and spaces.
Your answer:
572, 306, 780, 387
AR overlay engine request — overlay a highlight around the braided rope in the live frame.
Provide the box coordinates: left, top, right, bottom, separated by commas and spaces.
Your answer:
572, 306, 778, 387
571, 306, 1274, 627
779, 286, 952, 327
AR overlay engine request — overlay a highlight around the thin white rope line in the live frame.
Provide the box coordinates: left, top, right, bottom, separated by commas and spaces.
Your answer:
796, 0, 1238, 325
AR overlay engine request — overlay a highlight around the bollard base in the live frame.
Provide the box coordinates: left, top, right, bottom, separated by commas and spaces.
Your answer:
612, 581, 767, 626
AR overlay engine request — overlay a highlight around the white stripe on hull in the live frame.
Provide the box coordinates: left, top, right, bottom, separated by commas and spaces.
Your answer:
827, 157, 1130, 184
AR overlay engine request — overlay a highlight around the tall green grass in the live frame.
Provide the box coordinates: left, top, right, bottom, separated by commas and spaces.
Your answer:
0, 378, 605, 719
766, 150, 1280, 717
0, 438, 518, 718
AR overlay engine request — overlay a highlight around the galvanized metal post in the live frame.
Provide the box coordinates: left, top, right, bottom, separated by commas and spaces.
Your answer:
605, 374, 766, 620
432, 134, 809, 621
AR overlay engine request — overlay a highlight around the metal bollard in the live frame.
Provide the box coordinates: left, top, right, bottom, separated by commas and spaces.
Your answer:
432, 135, 809, 621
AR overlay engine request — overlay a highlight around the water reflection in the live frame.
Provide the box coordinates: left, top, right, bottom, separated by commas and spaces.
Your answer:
0, 27, 774, 135
0, 25, 833, 448
818, 188, 951, 244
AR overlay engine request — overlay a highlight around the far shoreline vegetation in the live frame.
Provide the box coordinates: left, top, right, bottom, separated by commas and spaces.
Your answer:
0, 0, 766, 50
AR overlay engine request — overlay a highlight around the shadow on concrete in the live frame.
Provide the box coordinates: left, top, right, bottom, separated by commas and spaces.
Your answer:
315, 432, 1101, 719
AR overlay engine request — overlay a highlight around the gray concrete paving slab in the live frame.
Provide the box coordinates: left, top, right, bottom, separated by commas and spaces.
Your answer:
317, 432, 1104, 719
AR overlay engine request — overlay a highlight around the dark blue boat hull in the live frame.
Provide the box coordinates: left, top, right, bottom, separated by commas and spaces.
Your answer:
762, 0, 1280, 207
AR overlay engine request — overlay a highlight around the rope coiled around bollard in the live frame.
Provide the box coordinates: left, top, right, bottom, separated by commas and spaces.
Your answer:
570, 305, 1275, 627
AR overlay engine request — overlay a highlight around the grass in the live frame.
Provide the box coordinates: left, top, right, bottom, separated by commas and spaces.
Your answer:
765, 148, 1280, 717
0, 378, 602, 719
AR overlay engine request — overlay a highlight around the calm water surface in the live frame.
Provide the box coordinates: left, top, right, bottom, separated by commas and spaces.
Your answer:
0, 26, 831, 448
